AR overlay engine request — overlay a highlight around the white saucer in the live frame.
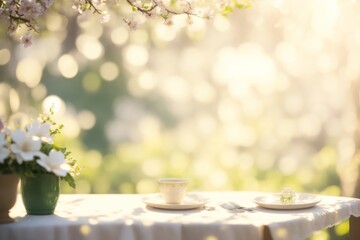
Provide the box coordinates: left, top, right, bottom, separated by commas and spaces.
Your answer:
143, 193, 207, 210
254, 193, 321, 210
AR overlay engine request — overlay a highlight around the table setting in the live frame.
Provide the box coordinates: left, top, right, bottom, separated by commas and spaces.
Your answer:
139, 180, 360, 240
1, 178, 360, 240
143, 180, 323, 212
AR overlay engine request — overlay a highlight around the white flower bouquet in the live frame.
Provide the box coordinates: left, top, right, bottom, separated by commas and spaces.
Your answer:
0, 108, 80, 188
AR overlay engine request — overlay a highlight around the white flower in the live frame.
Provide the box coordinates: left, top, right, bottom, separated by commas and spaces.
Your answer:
37, 150, 69, 177
0, 133, 7, 146
0, 133, 9, 163
26, 119, 53, 143
20, 34, 33, 48
0, 149, 8, 164
201, 6, 215, 20
100, 13, 110, 23
10, 129, 41, 164
125, 18, 140, 31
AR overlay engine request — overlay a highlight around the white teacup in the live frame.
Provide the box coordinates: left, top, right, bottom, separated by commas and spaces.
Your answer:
158, 178, 188, 204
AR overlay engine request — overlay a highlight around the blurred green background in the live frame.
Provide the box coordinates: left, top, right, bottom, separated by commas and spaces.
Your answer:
1, 0, 360, 239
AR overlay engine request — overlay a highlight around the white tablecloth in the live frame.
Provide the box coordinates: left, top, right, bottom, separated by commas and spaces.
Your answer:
1, 192, 360, 240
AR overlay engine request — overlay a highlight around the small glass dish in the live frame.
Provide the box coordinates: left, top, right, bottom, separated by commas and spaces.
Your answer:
280, 187, 296, 204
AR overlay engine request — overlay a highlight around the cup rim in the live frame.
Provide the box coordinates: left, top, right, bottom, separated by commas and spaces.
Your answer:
158, 178, 188, 184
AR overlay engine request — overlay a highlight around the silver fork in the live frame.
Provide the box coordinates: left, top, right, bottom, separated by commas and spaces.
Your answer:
219, 202, 245, 213
227, 201, 256, 212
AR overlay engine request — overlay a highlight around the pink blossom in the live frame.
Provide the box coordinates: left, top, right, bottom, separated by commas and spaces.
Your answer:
202, 7, 215, 20
125, 18, 140, 31
40, 0, 55, 10
18, 0, 43, 20
100, 13, 110, 23
8, 22, 18, 33
20, 34, 33, 48
180, 1, 191, 12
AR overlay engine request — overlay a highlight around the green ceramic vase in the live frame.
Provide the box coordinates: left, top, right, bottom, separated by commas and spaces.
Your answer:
21, 173, 59, 215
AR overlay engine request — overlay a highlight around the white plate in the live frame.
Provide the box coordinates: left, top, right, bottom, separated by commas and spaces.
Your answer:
254, 193, 321, 210
143, 194, 207, 210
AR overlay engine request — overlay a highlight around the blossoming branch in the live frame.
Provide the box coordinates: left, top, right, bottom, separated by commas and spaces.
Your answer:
0, 0, 252, 47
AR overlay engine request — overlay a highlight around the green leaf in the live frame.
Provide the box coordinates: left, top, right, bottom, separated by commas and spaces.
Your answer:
63, 173, 76, 189
221, 6, 234, 16
234, 0, 252, 9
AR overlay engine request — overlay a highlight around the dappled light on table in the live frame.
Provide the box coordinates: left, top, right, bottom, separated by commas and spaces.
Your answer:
1, 1, 360, 238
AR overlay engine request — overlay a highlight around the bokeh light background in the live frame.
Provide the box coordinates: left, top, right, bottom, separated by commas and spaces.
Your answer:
1, 1, 360, 237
